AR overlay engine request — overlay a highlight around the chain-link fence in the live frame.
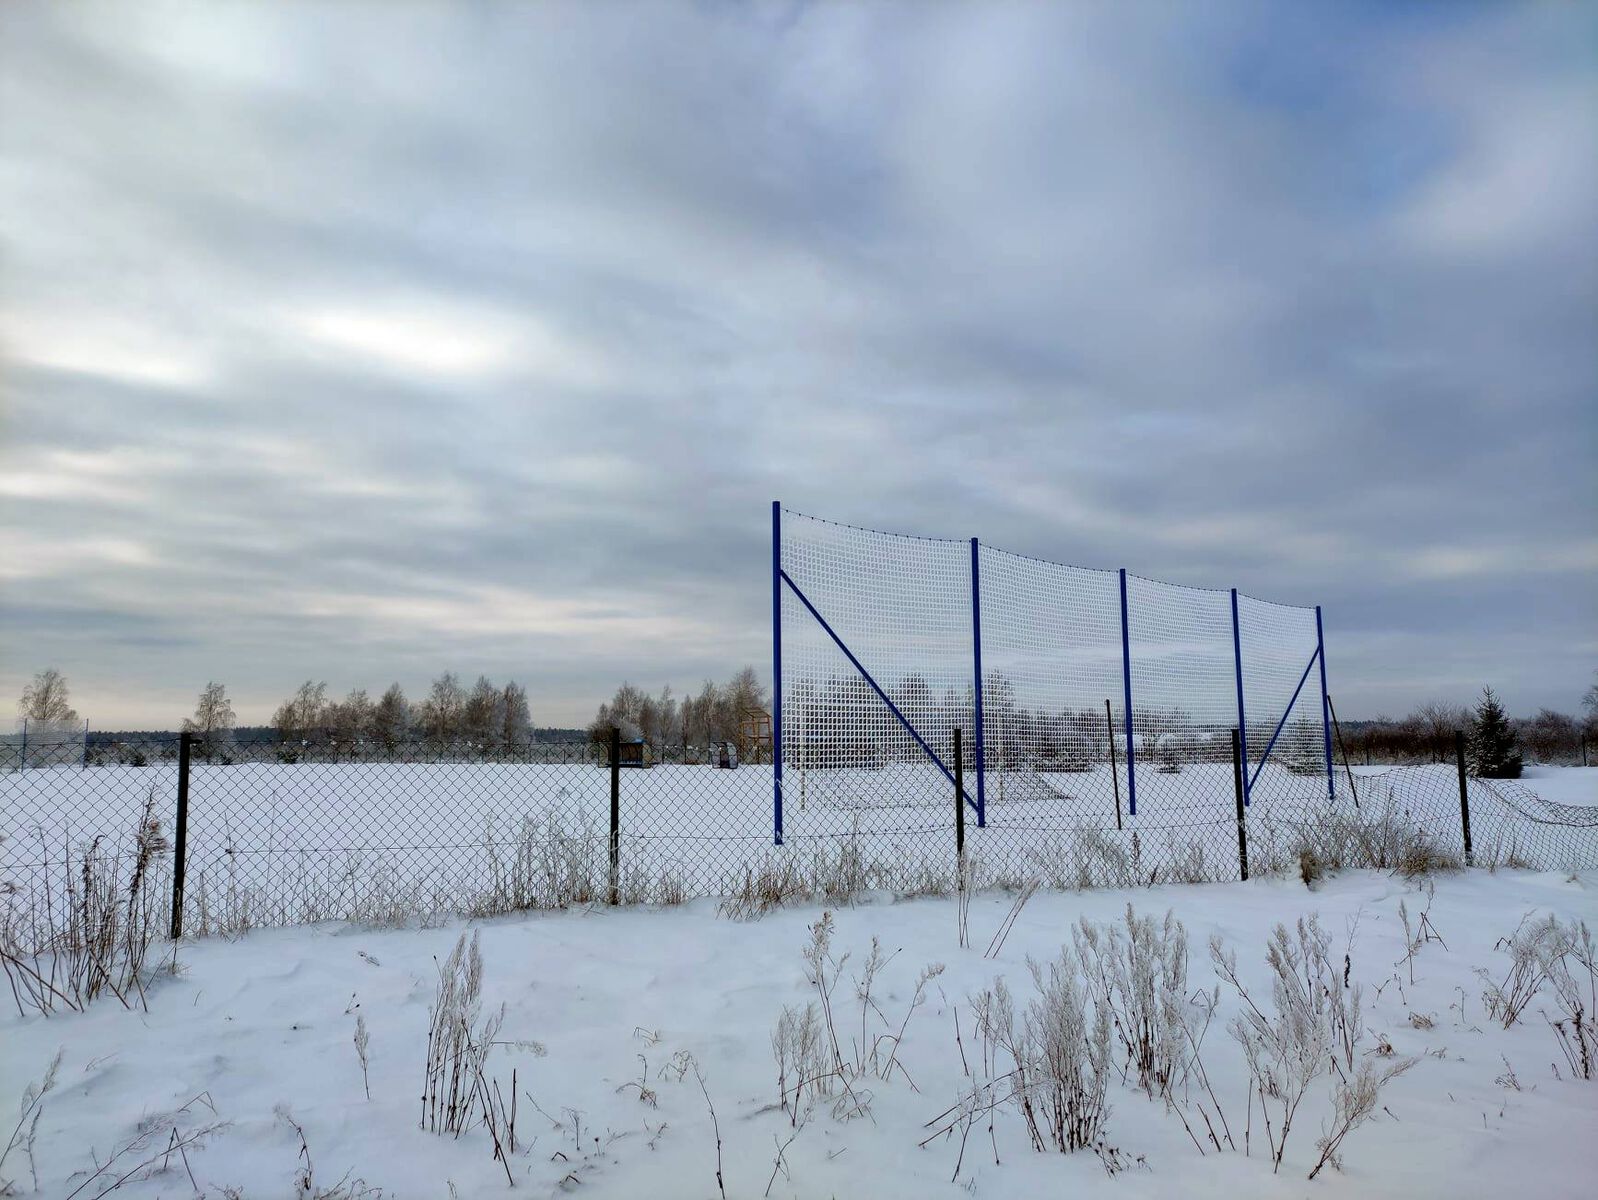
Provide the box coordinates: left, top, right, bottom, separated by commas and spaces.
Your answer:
4, 727, 1594, 949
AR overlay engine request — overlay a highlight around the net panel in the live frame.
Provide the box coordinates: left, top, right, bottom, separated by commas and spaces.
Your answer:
977, 547, 1124, 808
1123, 574, 1238, 798
778, 510, 973, 824
1236, 592, 1328, 801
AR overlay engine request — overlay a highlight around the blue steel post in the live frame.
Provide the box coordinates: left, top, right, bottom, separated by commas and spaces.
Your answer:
1316, 605, 1334, 801
1118, 569, 1137, 816
1230, 588, 1250, 807
771, 501, 784, 845
969, 538, 987, 827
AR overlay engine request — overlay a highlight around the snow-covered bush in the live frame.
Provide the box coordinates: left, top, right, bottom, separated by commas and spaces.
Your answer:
1073, 905, 1189, 1098
1480, 913, 1580, 1029
964, 944, 1115, 1156
1549, 919, 1596, 1081
774, 912, 944, 1123
1211, 919, 1335, 1172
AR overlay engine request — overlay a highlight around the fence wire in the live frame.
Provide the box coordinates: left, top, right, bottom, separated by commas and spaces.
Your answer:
3, 735, 1594, 948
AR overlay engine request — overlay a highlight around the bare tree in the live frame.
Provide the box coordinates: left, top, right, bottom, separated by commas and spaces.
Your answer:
462, 676, 504, 751
183, 681, 236, 760
1415, 700, 1468, 762
18, 668, 78, 734
501, 681, 533, 749
372, 683, 412, 751
273, 680, 329, 743
419, 673, 466, 748
327, 688, 374, 751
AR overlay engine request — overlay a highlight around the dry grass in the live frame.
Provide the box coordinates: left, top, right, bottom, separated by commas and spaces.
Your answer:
1, 790, 168, 1017
2, 1049, 60, 1194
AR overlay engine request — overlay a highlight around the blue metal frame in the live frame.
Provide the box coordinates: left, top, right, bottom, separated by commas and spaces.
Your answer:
1230, 589, 1250, 807
1247, 646, 1322, 791
771, 501, 784, 845
781, 569, 978, 810
969, 538, 987, 827
1316, 606, 1334, 800
1118, 569, 1137, 816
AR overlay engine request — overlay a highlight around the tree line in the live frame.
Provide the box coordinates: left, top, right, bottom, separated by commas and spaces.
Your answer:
1336, 681, 1597, 770
257, 675, 534, 759
6, 669, 537, 763
12, 666, 1597, 773
586, 666, 769, 760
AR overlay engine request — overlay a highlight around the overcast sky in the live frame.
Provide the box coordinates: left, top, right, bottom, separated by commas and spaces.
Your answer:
1, 1, 1594, 731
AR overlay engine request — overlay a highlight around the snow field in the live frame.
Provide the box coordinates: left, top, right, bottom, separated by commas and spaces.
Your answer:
4, 869, 1597, 1197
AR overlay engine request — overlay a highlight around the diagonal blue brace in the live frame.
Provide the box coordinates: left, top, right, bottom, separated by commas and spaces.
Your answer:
1247, 645, 1323, 792
780, 569, 979, 813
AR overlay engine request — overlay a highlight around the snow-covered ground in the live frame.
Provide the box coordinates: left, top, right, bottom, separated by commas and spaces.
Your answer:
5, 870, 1596, 1197
1348, 763, 1596, 806
1519, 764, 1598, 806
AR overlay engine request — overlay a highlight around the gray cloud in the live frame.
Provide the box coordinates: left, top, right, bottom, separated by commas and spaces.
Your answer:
2, 0, 1594, 728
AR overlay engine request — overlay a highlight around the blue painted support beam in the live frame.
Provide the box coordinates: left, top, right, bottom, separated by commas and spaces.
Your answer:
781, 570, 978, 811
771, 501, 784, 845
1231, 588, 1250, 807
1119, 568, 1137, 817
970, 538, 987, 828
1316, 606, 1334, 801
1247, 646, 1322, 793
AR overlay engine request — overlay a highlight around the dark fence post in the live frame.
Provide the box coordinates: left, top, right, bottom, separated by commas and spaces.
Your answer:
953, 727, 965, 860
1231, 728, 1249, 882
170, 730, 192, 939
1105, 698, 1123, 831
1455, 730, 1474, 867
609, 726, 621, 905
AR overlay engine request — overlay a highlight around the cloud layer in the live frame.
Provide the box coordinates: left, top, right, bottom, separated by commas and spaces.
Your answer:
2, 1, 1594, 728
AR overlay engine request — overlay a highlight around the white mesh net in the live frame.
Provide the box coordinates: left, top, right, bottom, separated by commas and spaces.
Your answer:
776, 506, 1330, 837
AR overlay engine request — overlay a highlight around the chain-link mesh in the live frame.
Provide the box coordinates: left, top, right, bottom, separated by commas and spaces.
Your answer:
3, 736, 1595, 947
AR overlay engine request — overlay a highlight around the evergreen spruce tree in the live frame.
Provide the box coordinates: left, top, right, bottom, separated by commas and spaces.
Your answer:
1468, 685, 1522, 779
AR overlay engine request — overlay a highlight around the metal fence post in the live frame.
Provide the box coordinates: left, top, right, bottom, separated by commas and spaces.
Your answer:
170, 730, 192, 939
1105, 698, 1123, 831
772, 500, 784, 846
1118, 568, 1137, 817
1455, 730, 1474, 867
953, 727, 965, 860
1231, 728, 1249, 881
1230, 588, 1250, 807
1315, 606, 1333, 800
609, 726, 621, 905
18, 717, 26, 772
970, 537, 987, 828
